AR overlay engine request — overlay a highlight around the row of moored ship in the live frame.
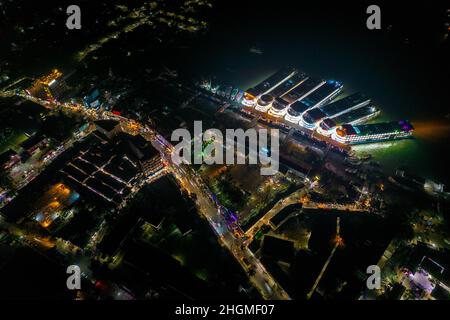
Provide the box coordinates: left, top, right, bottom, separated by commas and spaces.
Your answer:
240, 67, 413, 145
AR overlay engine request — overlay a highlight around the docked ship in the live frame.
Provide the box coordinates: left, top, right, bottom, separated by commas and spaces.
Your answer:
332, 120, 414, 144
254, 94, 275, 112
269, 79, 341, 118
268, 72, 308, 99
317, 105, 380, 136
297, 80, 343, 110
276, 77, 325, 105
268, 96, 292, 117
284, 100, 311, 124
254, 73, 308, 112
299, 92, 369, 129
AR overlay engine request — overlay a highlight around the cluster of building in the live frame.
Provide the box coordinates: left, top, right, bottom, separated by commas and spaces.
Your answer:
391, 247, 450, 300
83, 88, 103, 110
82, 88, 117, 113
241, 67, 414, 145
32, 182, 80, 229
0, 133, 50, 174
25, 69, 70, 101
0, 148, 22, 172
59, 120, 163, 204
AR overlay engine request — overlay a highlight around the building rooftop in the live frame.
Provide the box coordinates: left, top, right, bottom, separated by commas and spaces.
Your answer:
0, 149, 18, 167
270, 203, 302, 228
114, 132, 160, 163
94, 119, 120, 132
20, 133, 45, 150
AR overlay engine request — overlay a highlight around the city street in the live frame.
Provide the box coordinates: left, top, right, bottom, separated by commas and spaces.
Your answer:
0, 87, 291, 300
153, 135, 291, 300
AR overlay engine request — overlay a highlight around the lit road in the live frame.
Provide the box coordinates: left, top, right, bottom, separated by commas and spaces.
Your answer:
244, 190, 367, 244
244, 188, 306, 241
152, 136, 291, 300
0, 215, 56, 250
306, 217, 342, 300
303, 202, 368, 212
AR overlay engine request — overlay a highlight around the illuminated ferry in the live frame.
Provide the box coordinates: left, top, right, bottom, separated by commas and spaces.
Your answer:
268, 97, 291, 117
268, 77, 324, 117
242, 92, 258, 107
299, 92, 369, 129
278, 77, 325, 105
266, 73, 309, 116
254, 94, 275, 112
284, 100, 310, 124
317, 105, 380, 136
298, 80, 343, 110
268, 72, 308, 99
332, 120, 413, 144
270, 79, 341, 118
235, 90, 244, 103
241, 67, 297, 107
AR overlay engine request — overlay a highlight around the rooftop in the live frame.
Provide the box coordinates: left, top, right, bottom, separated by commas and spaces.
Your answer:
94, 119, 120, 132
20, 133, 46, 150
